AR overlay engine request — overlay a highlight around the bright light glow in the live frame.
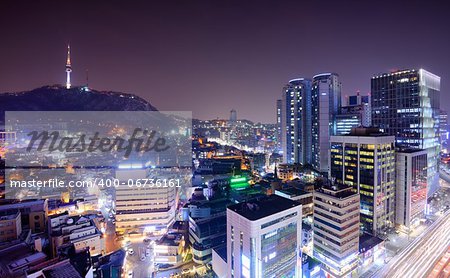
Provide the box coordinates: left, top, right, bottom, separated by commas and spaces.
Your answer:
242, 254, 250, 268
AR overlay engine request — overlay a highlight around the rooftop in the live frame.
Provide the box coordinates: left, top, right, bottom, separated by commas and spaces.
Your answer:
359, 233, 384, 252
316, 183, 357, 199
276, 187, 311, 197
227, 194, 300, 221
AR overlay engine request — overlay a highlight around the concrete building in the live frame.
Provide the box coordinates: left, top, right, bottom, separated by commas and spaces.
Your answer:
48, 212, 104, 257
371, 69, 440, 195
330, 128, 396, 236
115, 167, 176, 234
226, 195, 302, 278
395, 149, 428, 232
313, 183, 360, 278
311, 73, 342, 175
0, 211, 22, 242
0, 199, 48, 233
154, 233, 184, 265
187, 199, 229, 264
275, 187, 314, 217
0, 242, 47, 277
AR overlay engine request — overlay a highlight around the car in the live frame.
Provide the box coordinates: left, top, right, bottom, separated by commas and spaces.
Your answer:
146, 248, 151, 257
128, 249, 134, 255
143, 238, 151, 243
182, 268, 190, 274
127, 270, 133, 277
140, 254, 146, 261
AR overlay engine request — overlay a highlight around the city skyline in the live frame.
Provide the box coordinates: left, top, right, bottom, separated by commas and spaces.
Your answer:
1, 0, 450, 123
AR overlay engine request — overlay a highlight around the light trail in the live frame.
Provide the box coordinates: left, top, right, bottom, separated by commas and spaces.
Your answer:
373, 210, 450, 278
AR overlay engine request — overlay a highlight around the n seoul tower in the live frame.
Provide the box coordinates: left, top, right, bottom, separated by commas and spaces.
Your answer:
65, 44, 72, 89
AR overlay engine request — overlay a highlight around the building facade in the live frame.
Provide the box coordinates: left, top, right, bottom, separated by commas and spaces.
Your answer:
115, 167, 176, 234
313, 184, 360, 278
281, 78, 312, 165
226, 195, 302, 278
312, 73, 342, 175
371, 69, 441, 195
395, 150, 428, 231
330, 128, 396, 236
440, 109, 448, 143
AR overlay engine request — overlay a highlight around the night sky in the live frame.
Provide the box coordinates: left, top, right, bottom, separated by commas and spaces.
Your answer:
1, 0, 449, 123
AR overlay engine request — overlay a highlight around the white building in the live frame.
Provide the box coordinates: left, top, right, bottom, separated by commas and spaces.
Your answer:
48, 212, 104, 257
115, 167, 176, 234
226, 195, 302, 278
395, 149, 428, 231
313, 184, 360, 278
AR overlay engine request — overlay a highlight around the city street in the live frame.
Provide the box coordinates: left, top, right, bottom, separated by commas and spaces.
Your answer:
375, 209, 450, 278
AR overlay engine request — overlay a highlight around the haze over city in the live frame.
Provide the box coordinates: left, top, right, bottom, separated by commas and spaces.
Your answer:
1, 0, 450, 122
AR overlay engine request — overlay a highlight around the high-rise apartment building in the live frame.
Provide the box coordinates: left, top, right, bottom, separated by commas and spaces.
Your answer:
276, 99, 282, 151
226, 195, 302, 278
371, 69, 440, 195
330, 128, 396, 236
395, 149, 428, 232
281, 78, 312, 164
312, 73, 342, 175
313, 183, 360, 278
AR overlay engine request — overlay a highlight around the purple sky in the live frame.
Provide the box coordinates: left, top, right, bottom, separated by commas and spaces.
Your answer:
1, 0, 449, 123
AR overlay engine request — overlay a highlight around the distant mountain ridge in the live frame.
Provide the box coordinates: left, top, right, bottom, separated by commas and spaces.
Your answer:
0, 85, 157, 124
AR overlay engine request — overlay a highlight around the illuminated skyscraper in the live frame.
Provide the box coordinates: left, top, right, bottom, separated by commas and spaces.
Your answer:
280, 78, 312, 164
371, 69, 440, 195
312, 73, 342, 175
276, 99, 282, 151
65, 44, 72, 89
330, 128, 396, 236
439, 109, 448, 143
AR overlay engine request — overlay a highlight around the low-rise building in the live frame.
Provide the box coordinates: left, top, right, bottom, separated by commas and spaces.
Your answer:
49, 212, 104, 257
275, 187, 314, 217
154, 233, 184, 265
0, 210, 22, 242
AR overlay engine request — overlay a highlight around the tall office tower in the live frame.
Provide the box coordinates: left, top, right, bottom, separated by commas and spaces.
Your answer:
313, 183, 360, 278
440, 109, 448, 143
312, 73, 342, 175
371, 69, 441, 195
395, 150, 428, 232
114, 165, 176, 234
276, 99, 282, 151
281, 78, 312, 164
330, 128, 396, 236
226, 195, 302, 278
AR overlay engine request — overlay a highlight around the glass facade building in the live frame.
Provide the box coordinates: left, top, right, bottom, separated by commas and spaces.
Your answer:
371, 69, 441, 195
281, 78, 312, 164
312, 73, 342, 175
330, 129, 396, 236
